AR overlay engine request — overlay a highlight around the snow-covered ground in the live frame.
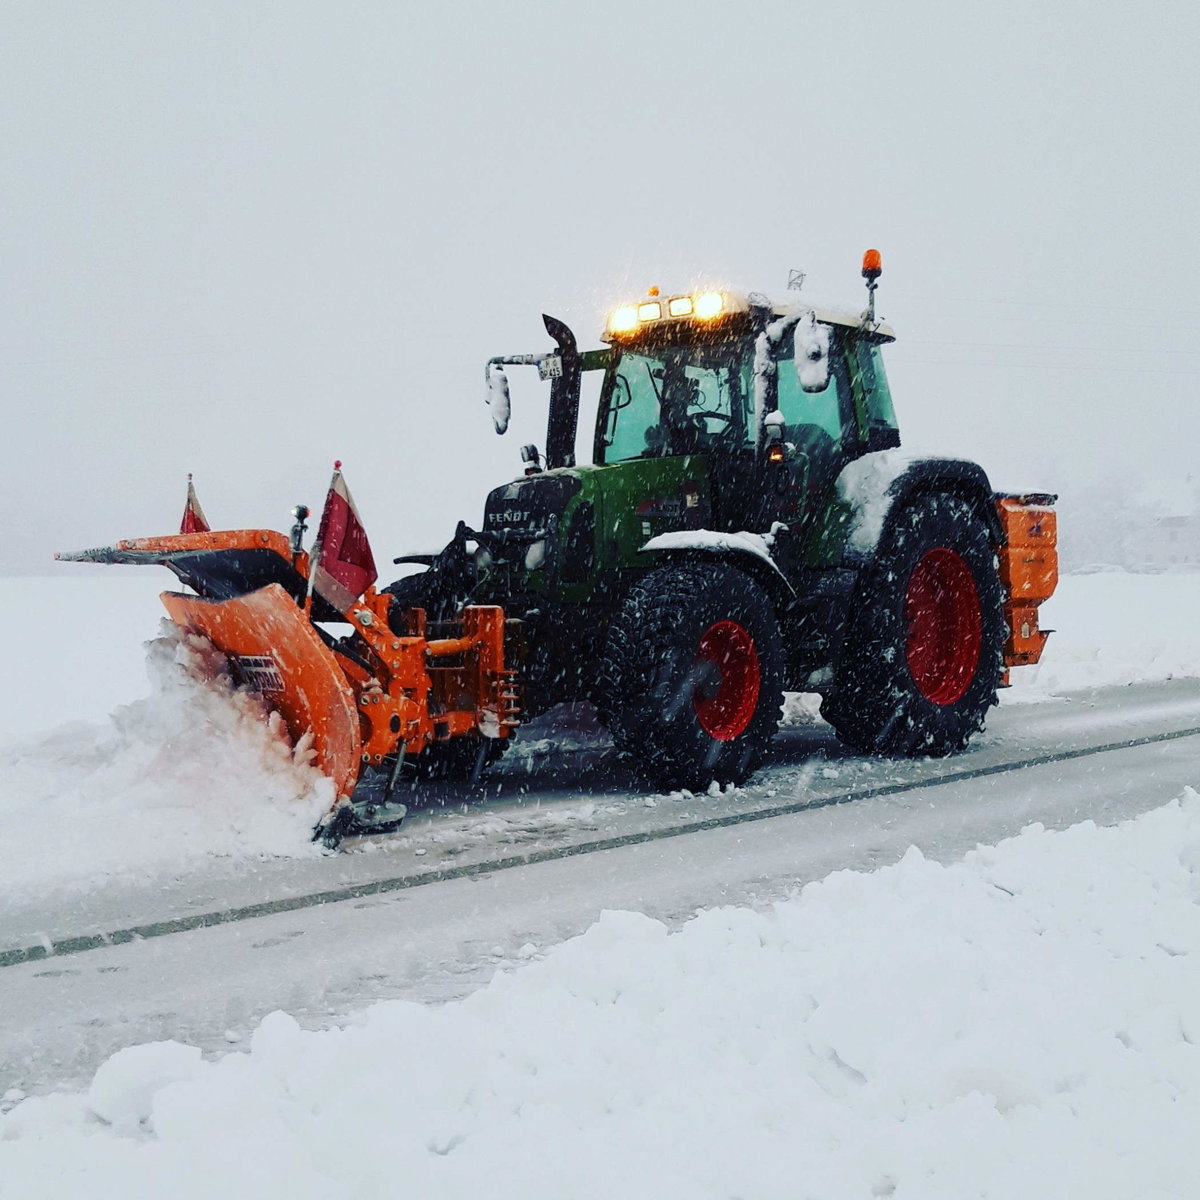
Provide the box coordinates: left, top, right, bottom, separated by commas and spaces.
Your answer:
5, 796, 1200, 1198
1003, 570, 1200, 700
3, 569, 1200, 1197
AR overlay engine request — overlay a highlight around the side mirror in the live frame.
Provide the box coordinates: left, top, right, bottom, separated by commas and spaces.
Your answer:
763, 409, 785, 446
486, 365, 511, 434
521, 443, 543, 475
794, 311, 830, 393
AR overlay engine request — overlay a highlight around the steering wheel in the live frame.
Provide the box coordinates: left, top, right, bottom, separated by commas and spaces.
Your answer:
688, 409, 736, 435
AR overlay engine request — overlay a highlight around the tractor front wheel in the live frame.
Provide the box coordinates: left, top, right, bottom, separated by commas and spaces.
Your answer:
821, 493, 1004, 756
599, 563, 784, 791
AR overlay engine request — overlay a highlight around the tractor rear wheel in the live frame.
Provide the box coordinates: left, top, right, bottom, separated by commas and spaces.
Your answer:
599, 562, 784, 791
821, 493, 1003, 756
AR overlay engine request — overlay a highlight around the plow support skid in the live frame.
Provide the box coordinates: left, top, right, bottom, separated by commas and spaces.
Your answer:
161, 584, 363, 801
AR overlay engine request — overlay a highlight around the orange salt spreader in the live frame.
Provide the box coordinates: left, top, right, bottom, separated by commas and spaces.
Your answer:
994, 493, 1058, 685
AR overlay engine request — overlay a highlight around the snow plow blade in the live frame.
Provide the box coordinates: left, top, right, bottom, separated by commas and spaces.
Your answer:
160, 584, 363, 803
59, 504, 520, 844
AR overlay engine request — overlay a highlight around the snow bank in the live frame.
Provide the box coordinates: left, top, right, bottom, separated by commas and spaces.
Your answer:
1004, 570, 1200, 701
6, 794, 1200, 1198
86, 1042, 203, 1130
0, 623, 331, 896
0, 576, 168, 739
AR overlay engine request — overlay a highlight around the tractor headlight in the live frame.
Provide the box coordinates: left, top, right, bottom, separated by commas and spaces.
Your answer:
609, 306, 639, 334
637, 300, 662, 322
694, 291, 724, 319
668, 295, 694, 317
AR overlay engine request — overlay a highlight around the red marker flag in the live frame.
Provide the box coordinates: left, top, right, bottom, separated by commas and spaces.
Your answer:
180, 474, 211, 534
311, 461, 377, 614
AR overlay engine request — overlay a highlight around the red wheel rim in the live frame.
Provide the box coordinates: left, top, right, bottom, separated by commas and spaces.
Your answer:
904, 548, 981, 705
693, 620, 761, 740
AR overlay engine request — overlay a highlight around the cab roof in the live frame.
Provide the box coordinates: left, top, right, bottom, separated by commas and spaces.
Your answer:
602, 288, 895, 345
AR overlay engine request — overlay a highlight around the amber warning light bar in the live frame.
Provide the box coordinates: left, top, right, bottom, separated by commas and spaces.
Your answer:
608, 289, 730, 336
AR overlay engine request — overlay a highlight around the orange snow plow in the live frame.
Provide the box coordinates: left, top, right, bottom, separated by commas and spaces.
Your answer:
58, 494, 518, 844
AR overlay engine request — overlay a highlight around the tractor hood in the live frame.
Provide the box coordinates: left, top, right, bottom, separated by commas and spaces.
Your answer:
481, 470, 583, 545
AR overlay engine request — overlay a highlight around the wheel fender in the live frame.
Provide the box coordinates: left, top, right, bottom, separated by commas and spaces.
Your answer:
638, 530, 796, 610
837, 451, 1001, 565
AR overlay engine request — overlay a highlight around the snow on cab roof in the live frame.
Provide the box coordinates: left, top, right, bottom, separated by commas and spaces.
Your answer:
752, 290, 895, 342
796, 303, 894, 342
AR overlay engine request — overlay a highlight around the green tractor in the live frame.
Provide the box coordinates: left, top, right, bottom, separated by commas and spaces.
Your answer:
389, 253, 1057, 791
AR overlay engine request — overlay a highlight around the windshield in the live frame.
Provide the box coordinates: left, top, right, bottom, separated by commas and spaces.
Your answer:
597, 335, 753, 463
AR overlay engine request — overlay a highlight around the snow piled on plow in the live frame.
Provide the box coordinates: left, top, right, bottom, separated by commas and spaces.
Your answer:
6, 795, 1200, 1198
0, 623, 331, 894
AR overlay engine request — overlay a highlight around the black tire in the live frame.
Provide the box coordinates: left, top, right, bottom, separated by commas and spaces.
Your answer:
821, 493, 1004, 756
598, 562, 784, 791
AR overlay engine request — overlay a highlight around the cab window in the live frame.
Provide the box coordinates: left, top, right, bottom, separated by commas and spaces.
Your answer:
851, 339, 898, 437
598, 338, 753, 463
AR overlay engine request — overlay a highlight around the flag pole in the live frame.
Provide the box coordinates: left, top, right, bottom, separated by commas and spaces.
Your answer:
305, 459, 342, 617
304, 543, 319, 617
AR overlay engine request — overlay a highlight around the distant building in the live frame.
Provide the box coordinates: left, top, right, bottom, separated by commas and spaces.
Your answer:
1130, 478, 1200, 570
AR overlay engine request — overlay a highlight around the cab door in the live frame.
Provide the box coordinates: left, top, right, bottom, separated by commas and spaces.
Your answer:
762, 325, 858, 530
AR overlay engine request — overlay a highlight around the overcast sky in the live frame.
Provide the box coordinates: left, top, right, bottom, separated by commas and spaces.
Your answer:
3, 1, 1197, 576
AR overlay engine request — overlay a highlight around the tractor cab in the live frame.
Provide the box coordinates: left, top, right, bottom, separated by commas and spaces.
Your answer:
597, 289, 898, 463
592, 289, 900, 534
484, 285, 899, 484
596, 316, 755, 463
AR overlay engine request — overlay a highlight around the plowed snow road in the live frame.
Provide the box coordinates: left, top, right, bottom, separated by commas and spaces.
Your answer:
3, 680, 1199, 1094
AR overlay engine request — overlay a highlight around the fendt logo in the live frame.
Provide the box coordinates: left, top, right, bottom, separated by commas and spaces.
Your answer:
636, 497, 683, 521
486, 510, 533, 527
